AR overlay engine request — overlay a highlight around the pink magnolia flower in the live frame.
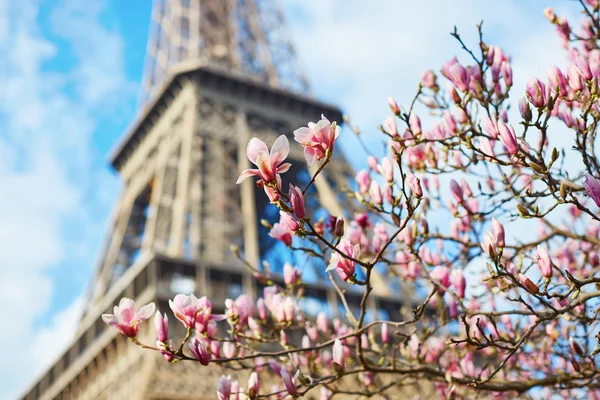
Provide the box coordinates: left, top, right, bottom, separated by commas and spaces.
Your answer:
102, 298, 155, 338
450, 269, 466, 298
446, 60, 469, 92
356, 170, 371, 194
431, 265, 450, 290
388, 96, 400, 114
421, 69, 437, 88
369, 181, 383, 205
498, 122, 519, 155
189, 337, 211, 365
248, 372, 260, 399
327, 238, 360, 281
449, 179, 463, 203
288, 184, 306, 219
377, 157, 394, 182
519, 98, 532, 122
501, 61, 513, 86
481, 231, 498, 258
575, 55, 593, 80
548, 66, 567, 95
222, 341, 236, 358
154, 311, 168, 343
257, 298, 268, 320
537, 245, 553, 278
169, 294, 210, 329
381, 323, 390, 343
406, 172, 423, 197
384, 116, 398, 136
269, 215, 294, 246
409, 114, 422, 136
280, 369, 298, 396
283, 262, 299, 286
237, 135, 291, 184
217, 375, 232, 400
525, 78, 547, 108
293, 115, 340, 166
480, 138, 495, 158
567, 63, 584, 91
585, 174, 600, 207
372, 222, 389, 253
332, 339, 345, 371
317, 312, 329, 333
481, 116, 498, 138
492, 218, 505, 247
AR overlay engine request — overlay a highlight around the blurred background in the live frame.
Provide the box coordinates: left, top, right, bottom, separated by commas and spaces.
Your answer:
0, 0, 579, 398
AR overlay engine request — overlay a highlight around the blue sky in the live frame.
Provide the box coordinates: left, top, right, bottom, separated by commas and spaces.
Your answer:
0, 0, 581, 398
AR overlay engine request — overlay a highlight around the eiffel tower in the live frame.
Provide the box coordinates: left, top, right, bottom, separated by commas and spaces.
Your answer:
19, 1, 403, 399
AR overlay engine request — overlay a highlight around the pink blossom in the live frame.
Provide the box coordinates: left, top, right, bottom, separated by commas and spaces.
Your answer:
481, 116, 498, 138
327, 238, 360, 281
526, 78, 547, 108
377, 157, 394, 182
547, 66, 567, 95
102, 298, 155, 338
372, 222, 389, 253
355, 170, 370, 194
237, 135, 291, 184
369, 181, 383, 205
288, 184, 306, 219
501, 61, 513, 86
575, 55, 593, 80
481, 232, 498, 258
154, 311, 168, 343
189, 337, 211, 365
269, 216, 294, 246
498, 122, 519, 155
480, 138, 495, 158
450, 269, 466, 298
283, 262, 299, 286
332, 339, 345, 371
449, 179, 463, 203
217, 375, 232, 400
280, 369, 298, 396
537, 245, 553, 278
519, 98, 532, 122
421, 69, 436, 88
384, 116, 398, 136
492, 218, 505, 247
248, 372, 260, 399
447, 61, 469, 92
293, 115, 340, 166
388, 96, 400, 114
381, 323, 390, 343
431, 265, 450, 290
169, 294, 208, 329
567, 64, 584, 91
409, 113, 422, 136
317, 312, 329, 333
585, 174, 600, 207
406, 172, 423, 197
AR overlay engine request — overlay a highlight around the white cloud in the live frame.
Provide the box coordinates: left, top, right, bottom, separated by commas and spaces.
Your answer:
0, 0, 130, 398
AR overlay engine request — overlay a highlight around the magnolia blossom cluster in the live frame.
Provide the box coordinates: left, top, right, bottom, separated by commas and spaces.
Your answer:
102, 3, 600, 399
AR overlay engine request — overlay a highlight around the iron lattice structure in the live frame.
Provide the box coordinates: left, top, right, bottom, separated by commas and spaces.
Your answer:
139, 0, 309, 106
18, 1, 407, 399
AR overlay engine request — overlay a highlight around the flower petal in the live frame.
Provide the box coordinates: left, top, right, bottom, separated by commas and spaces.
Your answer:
270, 135, 290, 167
236, 169, 260, 184
293, 126, 312, 144
135, 302, 156, 321
118, 298, 136, 323
102, 314, 118, 326
246, 138, 269, 164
